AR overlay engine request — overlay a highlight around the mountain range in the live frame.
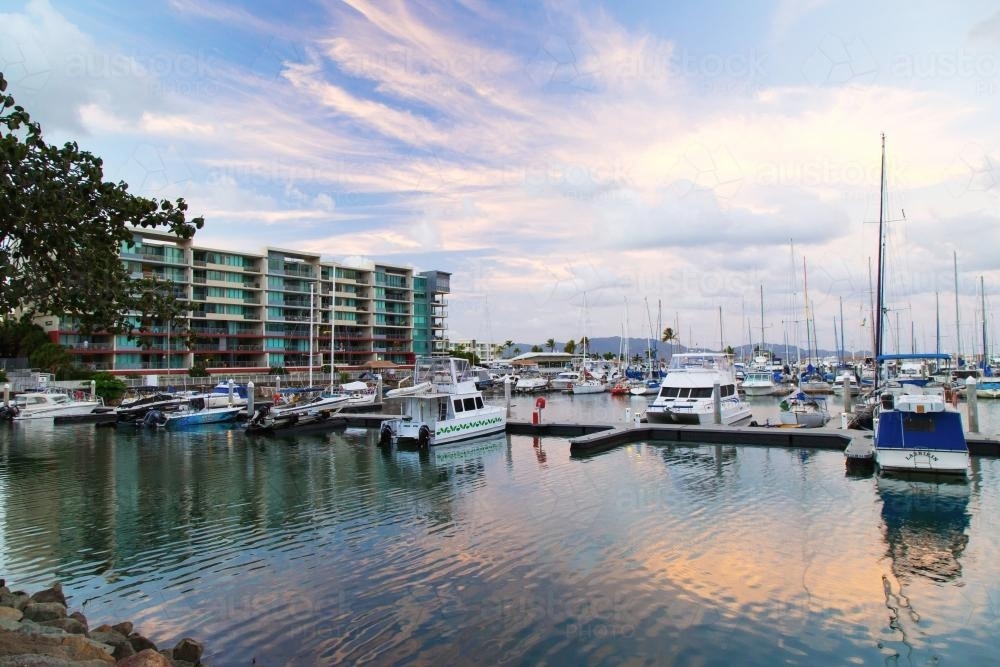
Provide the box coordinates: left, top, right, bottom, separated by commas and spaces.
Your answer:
496, 337, 871, 361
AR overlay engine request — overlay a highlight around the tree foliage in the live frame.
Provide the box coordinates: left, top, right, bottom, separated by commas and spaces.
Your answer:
0, 318, 49, 357
563, 339, 576, 355
0, 72, 203, 334
29, 342, 71, 375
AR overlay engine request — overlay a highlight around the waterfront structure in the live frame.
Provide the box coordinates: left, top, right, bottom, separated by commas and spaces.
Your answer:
34, 230, 450, 377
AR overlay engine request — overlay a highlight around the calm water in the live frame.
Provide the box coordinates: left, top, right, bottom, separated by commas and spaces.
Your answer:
1, 393, 1000, 666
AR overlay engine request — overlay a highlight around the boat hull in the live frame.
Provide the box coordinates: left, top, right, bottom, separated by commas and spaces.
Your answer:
667, 405, 754, 425
386, 410, 506, 446
162, 407, 242, 429
875, 448, 970, 475
741, 384, 781, 397
874, 406, 969, 475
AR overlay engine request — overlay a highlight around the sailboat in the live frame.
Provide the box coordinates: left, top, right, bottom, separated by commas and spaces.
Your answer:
871, 134, 970, 476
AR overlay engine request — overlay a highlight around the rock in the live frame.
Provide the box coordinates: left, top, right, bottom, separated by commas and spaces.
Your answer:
9, 596, 28, 613
13, 621, 64, 637
36, 620, 85, 636
127, 634, 156, 654
67, 613, 87, 635
27, 587, 64, 608
20, 605, 65, 624
86, 631, 132, 661
115, 649, 172, 667
110, 622, 132, 638
171, 638, 202, 664
0, 630, 114, 664
0, 611, 21, 624
0, 656, 113, 666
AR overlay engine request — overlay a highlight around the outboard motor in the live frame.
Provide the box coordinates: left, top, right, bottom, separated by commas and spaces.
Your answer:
0, 405, 18, 421
142, 410, 167, 428
880, 393, 894, 411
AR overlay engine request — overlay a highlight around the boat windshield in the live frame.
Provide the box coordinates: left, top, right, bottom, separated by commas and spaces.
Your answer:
413, 357, 474, 385
667, 354, 732, 372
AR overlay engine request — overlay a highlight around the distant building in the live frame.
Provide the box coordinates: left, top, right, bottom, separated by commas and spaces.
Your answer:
34, 230, 450, 377
449, 339, 500, 364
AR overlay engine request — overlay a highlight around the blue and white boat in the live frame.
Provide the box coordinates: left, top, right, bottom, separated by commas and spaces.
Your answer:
867, 135, 969, 476
144, 396, 243, 429
873, 358, 969, 475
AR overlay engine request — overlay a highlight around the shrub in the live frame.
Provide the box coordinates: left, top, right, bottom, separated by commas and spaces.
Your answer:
188, 364, 210, 377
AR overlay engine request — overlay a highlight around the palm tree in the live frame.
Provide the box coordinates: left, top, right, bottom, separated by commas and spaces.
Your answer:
579, 336, 590, 356
503, 339, 514, 357
545, 338, 556, 352
513, 347, 522, 356
661, 327, 678, 360
531, 345, 543, 353
563, 339, 577, 355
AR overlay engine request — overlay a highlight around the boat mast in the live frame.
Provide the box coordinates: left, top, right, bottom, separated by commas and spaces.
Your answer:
936, 291, 941, 360
309, 282, 315, 388
719, 306, 724, 352
803, 257, 812, 367
874, 133, 887, 393
981, 275, 988, 371
839, 296, 846, 365
954, 250, 962, 366
760, 284, 766, 359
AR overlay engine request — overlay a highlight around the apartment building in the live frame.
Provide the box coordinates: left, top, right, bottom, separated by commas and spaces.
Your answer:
36, 230, 450, 376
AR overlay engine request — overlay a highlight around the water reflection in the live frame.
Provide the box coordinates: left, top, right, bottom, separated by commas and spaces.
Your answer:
877, 475, 971, 584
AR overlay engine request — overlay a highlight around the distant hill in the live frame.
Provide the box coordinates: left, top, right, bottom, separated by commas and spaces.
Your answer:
495, 337, 870, 361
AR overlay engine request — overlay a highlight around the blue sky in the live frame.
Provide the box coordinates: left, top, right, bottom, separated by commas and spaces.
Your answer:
2, 0, 1000, 354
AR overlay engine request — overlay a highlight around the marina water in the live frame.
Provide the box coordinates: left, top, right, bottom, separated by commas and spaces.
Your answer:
2, 394, 1000, 665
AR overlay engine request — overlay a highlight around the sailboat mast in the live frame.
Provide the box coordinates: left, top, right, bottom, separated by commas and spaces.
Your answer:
981, 275, 988, 370
760, 284, 766, 357
839, 296, 846, 365
803, 257, 811, 366
719, 306, 724, 352
874, 133, 887, 392
955, 250, 962, 365
936, 291, 941, 360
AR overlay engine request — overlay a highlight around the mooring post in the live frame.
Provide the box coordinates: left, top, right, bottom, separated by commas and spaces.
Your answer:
842, 378, 852, 427
504, 376, 512, 417
713, 380, 722, 425
3, 383, 9, 407
228, 378, 235, 407
967, 376, 979, 433
247, 381, 255, 416
90, 380, 97, 402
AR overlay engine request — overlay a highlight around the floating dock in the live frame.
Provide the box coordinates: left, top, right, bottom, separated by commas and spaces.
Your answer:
506, 421, 1000, 458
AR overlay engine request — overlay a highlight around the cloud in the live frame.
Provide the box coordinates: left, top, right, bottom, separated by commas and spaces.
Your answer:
968, 10, 1000, 44
5, 0, 1000, 345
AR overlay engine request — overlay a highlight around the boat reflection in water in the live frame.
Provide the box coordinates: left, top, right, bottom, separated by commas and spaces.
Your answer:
877, 475, 971, 583
877, 474, 972, 658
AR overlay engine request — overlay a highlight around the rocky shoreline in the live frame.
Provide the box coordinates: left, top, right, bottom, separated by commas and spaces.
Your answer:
0, 580, 208, 667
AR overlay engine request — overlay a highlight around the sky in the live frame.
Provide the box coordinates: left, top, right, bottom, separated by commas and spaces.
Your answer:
2, 0, 1000, 355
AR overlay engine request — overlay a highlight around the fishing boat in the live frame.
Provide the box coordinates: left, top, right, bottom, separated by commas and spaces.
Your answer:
868, 135, 969, 475
644, 352, 752, 425
379, 356, 506, 447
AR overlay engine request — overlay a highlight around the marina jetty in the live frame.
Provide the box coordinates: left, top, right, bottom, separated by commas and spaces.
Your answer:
505, 420, 1000, 458
0, 580, 208, 666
